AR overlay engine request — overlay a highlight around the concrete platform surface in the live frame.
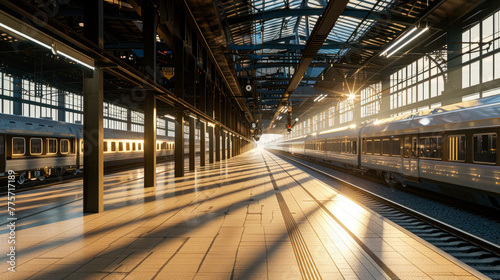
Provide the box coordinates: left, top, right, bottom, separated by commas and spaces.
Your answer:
0, 149, 487, 279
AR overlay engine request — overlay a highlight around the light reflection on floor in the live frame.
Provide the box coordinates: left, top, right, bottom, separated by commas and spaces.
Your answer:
0, 150, 483, 280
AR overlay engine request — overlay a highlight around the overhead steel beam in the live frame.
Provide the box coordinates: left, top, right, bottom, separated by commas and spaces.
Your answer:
230, 42, 380, 51
268, 0, 350, 130
225, 8, 414, 26
0, 0, 253, 141
236, 62, 362, 71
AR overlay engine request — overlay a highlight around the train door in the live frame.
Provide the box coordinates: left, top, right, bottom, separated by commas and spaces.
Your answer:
409, 136, 419, 178
402, 134, 419, 179
0, 134, 5, 174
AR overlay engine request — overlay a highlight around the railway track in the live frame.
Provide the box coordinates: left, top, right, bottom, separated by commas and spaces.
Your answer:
267, 150, 500, 280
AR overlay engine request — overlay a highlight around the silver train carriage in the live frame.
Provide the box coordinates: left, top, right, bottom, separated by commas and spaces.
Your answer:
0, 114, 181, 184
270, 95, 500, 208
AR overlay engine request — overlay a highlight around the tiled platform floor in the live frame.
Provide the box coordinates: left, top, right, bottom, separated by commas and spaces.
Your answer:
0, 149, 487, 279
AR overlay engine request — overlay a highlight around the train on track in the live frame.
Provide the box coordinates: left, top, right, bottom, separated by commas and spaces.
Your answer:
0, 114, 196, 184
269, 95, 500, 209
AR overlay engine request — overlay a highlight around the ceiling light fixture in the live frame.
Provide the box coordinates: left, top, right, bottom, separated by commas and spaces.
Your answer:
380, 26, 429, 58
314, 94, 327, 102
0, 22, 95, 70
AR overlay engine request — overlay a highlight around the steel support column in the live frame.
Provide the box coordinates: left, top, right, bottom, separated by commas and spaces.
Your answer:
221, 130, 226, 160
200, 121, 206, 166
143, 0, 157, 187
175, 111, 185, 177
83, 0, 103, 213
83, 68, 104, 213
227, 132, 233, 159
215, 125, 221, 162
144, 92, 156, 187
189, 116, 195, 171
208, 125, 214, 163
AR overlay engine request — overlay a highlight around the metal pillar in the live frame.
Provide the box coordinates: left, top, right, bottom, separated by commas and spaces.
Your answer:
83, 69, 104, 213
189, 116, 195, 171
227, 133, 231, 159
144, 92, 156, 187
200, 121, 206, 166
175, 111, 185, 177
208, 125, 214, 163
215, 125, 221, 162
143, 0, 157, 187
58, 89, 65, 122
83, 0, 103, 213
13, 77, 22, 115
221, 130, 226, 160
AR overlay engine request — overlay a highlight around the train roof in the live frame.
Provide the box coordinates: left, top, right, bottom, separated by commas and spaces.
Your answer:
362, 95, 500, 135
0, 113, 174, 140
0, 113, 78, 137
313, 125, 360, 140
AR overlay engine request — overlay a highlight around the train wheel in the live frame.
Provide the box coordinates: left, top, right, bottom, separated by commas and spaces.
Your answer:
17, 173, 26, 185
384, 172, 396, 187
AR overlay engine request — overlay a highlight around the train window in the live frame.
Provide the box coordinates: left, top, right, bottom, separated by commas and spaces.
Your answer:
126, 142, 130, 151
157, 143, 161, 151
366, 140, 373, 154
352, 140, 357, 154
432, 137, 442, 159
12, 137, 25, 155
473, 133, 497, 164
103, 141, 108, 152
60, 139, 70, 154
448, 135, 465, 162
419, 137, 442, 159
111, 142, 116, 152
119, 142, 124, 151
47, 138, 57, 154
172, 143, 174, 149
411, 137, 418, 158
374, 140, 381, 155
161, 142, 167, 150
392, 138, 401, 156
132, 142, 136, 151
382, 139, 390, 155
346, 141, 351, 153
30, 138, 42, 155
138, 143, 142, 151
361, 138, 365, 154
419, 137, 429, 158
341, 141, 346, 153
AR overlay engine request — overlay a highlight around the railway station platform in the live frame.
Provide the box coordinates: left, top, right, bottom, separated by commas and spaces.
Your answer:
0, 149, 487, 280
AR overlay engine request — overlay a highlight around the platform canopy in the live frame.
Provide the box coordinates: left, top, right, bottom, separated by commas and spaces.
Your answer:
186, 0, 482, 131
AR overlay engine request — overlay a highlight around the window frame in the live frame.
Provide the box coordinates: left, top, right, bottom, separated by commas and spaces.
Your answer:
12, 137, 26, 156
472, 133, 497, 165
373, 139, 381, 155
47, 138, 58, 155
382, 139, 390, 155
30, 138, 43, 155
392, 138, 401, 157
366, 139, 373, 154
60, 139, 70, 154
448, 135, 466, 162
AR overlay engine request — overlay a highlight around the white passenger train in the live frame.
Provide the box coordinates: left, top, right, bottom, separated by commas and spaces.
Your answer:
270, 95, 500, 209
0, 114, 193, 184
